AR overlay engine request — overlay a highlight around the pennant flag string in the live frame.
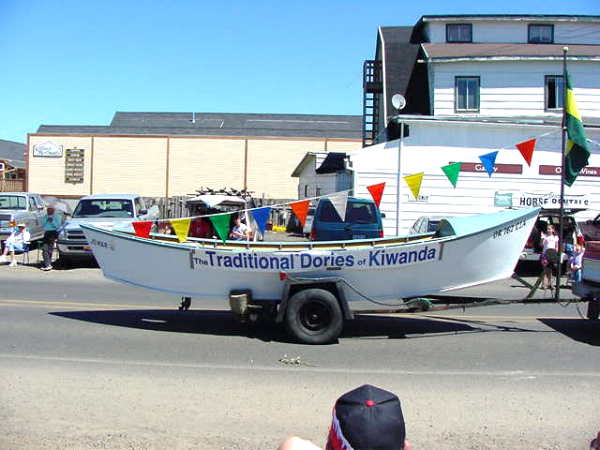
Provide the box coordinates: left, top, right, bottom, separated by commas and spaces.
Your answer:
132, 221, 153, 239
250, 207, 271, 235
132, 126, 564, 228
209, 213, 232, 242
327, 191, 348, 221
479, 151, 498, 177
290, 200, 311, 227
515, 139, 536, 167
170, 218, 192, 243
367, 182, 385, 208
441, 162, 461, 188
403, 172, 424, 200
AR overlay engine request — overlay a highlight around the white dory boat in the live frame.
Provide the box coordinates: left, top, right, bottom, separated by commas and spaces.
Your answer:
82, 207, 539, 307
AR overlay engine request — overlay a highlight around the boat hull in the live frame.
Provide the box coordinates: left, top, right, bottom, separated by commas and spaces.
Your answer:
82, 208, 539, 310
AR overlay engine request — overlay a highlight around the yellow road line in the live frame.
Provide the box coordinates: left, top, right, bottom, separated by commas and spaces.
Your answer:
0, 299, 172, 309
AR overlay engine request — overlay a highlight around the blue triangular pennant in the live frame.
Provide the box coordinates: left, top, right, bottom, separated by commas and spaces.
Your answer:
479, 151, 498, 177
250, 207, 271, 234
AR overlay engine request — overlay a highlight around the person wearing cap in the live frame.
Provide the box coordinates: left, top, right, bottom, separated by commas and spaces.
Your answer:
279, 384, 411, 450
0, 223, 30, 267
41, 206, 63, 271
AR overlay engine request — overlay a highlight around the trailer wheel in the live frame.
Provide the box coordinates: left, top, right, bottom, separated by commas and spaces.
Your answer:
587, 299, 600, 320
285, 288, 343, 345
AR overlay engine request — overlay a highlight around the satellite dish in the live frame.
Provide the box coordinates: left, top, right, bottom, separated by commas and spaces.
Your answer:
391, 94, 406, 111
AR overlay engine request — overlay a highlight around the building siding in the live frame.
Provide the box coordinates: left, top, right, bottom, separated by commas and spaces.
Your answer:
351, 120, 600, 235
92, 137, 168, 197
27, 133, 362, 200
168, 138, 245, 196
425, 21, 600, 45
432, 60, 600, 117
28, 136, 93, 195
246, 139, 325, 199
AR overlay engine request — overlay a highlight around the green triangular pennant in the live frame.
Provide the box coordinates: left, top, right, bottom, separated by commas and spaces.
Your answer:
441, 162, 462, 188
209, 213, 231, 242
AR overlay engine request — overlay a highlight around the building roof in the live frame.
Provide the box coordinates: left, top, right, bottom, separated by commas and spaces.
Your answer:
420, 14, 600, 23
291, 152, 328, 177
377, 27, 429, 117
422, 43, 600, 61
37, 112, 363, 140
0, 139, 25, 169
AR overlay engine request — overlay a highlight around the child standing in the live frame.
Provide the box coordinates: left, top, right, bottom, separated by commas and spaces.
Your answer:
569, 244, 584, 283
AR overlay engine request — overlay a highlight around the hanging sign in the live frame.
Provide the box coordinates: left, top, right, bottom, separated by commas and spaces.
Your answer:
454, 162, 522, 174
539, 165, 600, 177
33, 141, 63, 157
516, 192, 589, 208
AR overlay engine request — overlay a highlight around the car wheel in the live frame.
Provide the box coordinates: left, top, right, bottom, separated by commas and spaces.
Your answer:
285, 288, 343, 345
58, 254, 72, 268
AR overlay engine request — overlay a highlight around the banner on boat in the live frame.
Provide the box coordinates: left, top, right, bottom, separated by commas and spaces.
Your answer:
190, 242, 442, 272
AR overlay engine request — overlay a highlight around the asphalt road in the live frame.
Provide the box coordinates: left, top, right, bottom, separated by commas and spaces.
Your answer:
1, 261, 599, 449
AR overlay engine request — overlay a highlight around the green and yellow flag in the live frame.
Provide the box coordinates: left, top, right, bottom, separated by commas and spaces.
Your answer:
564, 72, 590, 186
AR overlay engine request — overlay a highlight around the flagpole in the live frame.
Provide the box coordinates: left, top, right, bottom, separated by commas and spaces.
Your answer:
395, 120, 404, 236
554, 47, 568, 301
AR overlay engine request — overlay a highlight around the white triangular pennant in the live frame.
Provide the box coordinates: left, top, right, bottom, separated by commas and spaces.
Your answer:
328, 192, 348, 221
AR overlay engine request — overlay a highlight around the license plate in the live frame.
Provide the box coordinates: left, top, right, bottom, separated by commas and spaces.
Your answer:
352, 234, 366, 240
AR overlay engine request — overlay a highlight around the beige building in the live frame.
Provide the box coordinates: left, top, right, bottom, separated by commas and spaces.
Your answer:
27, 112, 362, 200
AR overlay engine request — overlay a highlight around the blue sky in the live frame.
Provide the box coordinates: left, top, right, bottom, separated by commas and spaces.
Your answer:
1, 0, 598, 143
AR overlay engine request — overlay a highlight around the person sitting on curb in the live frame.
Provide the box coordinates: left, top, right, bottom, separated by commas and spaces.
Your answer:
278, 384, 411, 450
0, 223, 30, 267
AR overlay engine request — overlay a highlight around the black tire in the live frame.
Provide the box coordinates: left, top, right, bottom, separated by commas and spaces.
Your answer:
58, 254, 71, 268
587, 300, 600, 320
284, 288, 343, 345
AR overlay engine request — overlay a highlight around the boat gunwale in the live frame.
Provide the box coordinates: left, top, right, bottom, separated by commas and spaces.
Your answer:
80, 208, 540, 253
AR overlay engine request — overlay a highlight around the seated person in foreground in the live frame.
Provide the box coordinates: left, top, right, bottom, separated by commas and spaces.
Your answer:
1, 223, 31, 267
279, 384, 410, 450
229, 216, 251, 241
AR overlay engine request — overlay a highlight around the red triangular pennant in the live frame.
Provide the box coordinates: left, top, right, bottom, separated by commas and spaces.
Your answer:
367, 183, 385, 208
515, 138, 536, 167
290, 200, 310, 227
132, 221, 153, 238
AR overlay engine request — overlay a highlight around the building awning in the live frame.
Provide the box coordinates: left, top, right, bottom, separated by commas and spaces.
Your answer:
316, 152, 347, 174
421, 43, 600, 61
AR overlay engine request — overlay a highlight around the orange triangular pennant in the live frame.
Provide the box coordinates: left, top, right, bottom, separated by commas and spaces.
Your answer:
367, 183, 385, 208
290, 200, 310, 227
132, 221, 153, 238
515, 138, 536, 167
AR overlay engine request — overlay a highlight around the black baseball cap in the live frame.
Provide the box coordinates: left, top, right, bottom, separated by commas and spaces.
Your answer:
327, 384, 406, 450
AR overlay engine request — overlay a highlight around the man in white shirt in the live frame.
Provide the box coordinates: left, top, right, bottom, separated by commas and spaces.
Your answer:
229, 216, 251, 241
1, 223, 31, 267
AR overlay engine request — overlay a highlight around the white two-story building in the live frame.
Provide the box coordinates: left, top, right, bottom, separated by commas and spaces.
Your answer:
312, 15, 600, 235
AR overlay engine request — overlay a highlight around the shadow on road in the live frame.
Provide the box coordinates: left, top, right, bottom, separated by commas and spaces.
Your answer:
50, 308, 542, 344
537, 318, 600, 346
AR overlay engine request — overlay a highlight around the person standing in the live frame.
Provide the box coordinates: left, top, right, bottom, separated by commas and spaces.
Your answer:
569, 244, 584, 284
540, 224, 559, 290
41, 206, 62, 271
0, 223, 30, 267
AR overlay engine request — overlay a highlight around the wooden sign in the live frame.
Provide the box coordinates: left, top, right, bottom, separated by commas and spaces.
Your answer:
65, 148, 85, 184
451, 162, 523, 174
539, 165, 600, 177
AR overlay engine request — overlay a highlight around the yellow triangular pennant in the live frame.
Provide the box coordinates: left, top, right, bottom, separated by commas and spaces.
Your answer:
170, 218, 191, 243
403, 172, 424, 200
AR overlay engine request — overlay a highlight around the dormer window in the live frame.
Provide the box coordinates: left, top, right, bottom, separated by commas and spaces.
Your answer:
446, 24, 472, 43
528, 24, 554, 43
